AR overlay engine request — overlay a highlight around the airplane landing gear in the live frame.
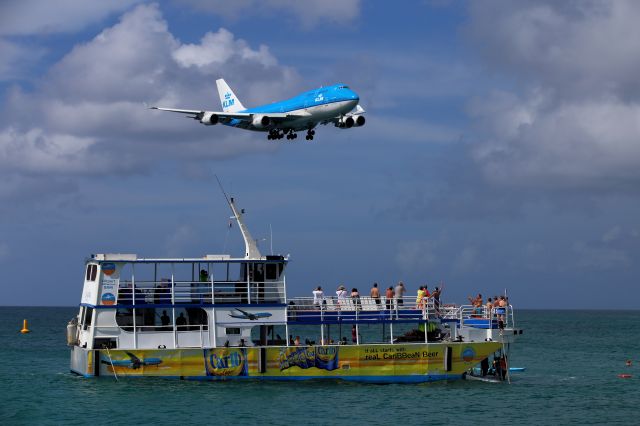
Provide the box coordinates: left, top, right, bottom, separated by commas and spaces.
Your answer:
286, 130, 298, 140
305, 129, 315, 141
268, 130, 284, 140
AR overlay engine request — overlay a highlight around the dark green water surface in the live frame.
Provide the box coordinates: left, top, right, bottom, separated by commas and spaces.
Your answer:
1, 308, 638, 425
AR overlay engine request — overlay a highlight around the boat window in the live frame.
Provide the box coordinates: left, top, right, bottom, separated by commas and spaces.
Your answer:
85, 264, 97, 282
115, 307, 208, 332
265, 262, 284, 280
226, 327, 240, 335
82, 307, 93, 331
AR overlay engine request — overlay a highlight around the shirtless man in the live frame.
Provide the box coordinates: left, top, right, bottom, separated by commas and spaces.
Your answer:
370, 283, 381, 308
385, 286, 394, 310
468, 293, 483, 316
497, 296, 507, 328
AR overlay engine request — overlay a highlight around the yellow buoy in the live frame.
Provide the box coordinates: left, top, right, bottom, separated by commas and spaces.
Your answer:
20, 319, 30, 334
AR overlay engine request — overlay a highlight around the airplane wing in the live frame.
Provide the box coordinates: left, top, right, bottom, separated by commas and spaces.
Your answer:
235, 308, 250, 316
150, 107, 251, 120
125, 352, 141, 363
150, 107, 304, 125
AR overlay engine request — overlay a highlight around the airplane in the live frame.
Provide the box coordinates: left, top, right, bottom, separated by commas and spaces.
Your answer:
228, 308, 273, 320
150, 79, 366, 141
102, 352, 163, 369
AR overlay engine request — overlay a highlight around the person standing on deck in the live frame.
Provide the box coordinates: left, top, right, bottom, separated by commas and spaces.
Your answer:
370, 283, 381, 308
497, 296, 507, 328
416, 286, 425, 309
313, 286, 324, 307
432, 286, 442, 311
385, 286, 394, 310
423, 285, 431, 306
336, 285, 347, 310
468, 294, 483, 315
351, 288, 361, 310
395, 282, 406, 307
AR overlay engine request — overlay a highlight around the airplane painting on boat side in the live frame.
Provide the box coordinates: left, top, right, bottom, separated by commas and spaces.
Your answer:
101, 352, 163, 369
228, 308, 273, 320
150, 79, 366, 141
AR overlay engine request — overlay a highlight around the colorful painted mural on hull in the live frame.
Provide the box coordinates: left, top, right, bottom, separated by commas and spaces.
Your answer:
97, 342, 502, 381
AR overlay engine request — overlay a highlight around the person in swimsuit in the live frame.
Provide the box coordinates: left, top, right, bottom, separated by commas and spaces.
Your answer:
370, 283, 381, 308
385, 286, 394, 310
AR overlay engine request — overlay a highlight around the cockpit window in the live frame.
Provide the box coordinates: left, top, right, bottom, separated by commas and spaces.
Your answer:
339, 85, 350, 89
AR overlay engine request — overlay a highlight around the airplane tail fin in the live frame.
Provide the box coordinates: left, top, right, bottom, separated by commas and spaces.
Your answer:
216, 78, 246, 112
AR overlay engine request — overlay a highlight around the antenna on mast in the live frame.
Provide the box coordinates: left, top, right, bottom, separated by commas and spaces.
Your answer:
269, 224, 273, 255
214, 174, 262, 259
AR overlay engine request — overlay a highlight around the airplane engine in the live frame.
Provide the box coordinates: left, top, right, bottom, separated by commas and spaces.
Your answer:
200, 112, 219, 125
252, 115, 271, 129
354, 115, 365, 127
336, 116, 355, 128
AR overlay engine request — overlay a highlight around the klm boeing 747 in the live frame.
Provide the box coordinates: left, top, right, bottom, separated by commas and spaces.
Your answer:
151, 79, 365, 140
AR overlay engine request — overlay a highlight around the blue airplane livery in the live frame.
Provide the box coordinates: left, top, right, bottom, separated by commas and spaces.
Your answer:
228, 308, 273, 320
151, 79, 366, 140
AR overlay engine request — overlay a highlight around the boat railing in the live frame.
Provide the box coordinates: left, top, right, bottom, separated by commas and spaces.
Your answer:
287, 296, 440, 321
115, 279, 285, 305
458, 304, 515, 329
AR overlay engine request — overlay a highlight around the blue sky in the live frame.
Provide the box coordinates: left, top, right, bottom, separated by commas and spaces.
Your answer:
1, 0, 639, 308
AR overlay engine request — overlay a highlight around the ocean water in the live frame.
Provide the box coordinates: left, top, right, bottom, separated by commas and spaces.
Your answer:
1, 308, 638, 425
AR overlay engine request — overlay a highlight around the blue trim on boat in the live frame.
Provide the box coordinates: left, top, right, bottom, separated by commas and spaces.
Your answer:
81, 302, 288, 309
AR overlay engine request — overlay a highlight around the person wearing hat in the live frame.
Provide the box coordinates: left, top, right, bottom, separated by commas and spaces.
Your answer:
336, 285, 347, 309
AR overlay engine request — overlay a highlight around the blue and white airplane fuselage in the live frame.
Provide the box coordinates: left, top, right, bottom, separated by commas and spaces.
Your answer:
151, 79, 365, 140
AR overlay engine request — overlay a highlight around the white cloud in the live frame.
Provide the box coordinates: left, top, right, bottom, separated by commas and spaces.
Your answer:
0, 4, 298, 184
173, 29, 277, 69
0, 0, 141, 35
175, 0, 361, 28
0, 128, 98, 174
466, 1, 640, 190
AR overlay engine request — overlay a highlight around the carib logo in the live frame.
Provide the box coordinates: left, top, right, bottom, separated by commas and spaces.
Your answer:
461, 346, 476, 363
204, 348, 247, 376
223, 92, 235, 109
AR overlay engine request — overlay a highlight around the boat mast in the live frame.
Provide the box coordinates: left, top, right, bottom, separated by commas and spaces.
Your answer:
216, 176, 262, 259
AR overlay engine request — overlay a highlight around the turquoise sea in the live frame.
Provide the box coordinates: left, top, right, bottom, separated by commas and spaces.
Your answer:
1, 308, 638, 425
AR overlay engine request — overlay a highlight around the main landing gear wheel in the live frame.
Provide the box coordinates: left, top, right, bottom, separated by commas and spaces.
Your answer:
305, 129, 315, 141
286, 132, 298, 140
268, 130, 284, 140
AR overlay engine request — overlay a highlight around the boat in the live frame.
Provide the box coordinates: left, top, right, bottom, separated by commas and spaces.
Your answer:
68, 195, 523, 383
